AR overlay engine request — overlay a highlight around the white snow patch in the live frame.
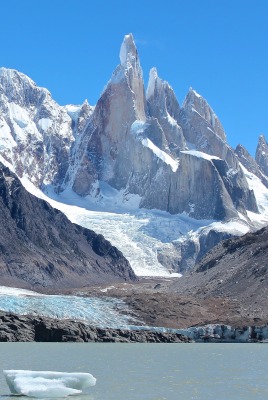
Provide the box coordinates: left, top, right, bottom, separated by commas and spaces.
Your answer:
131, 120, 147, 135
119, 34, 135, 66
38, 118, 53, 131
0, 286, 40, 297
191, 88, 201, 98
0, 119, 16, 150
64, 104, 82, 122
167, 112, 178, 127
146, 67, 161, 99
8, 103, 29, 129
7, 103, 43, 142
142, 138, 179, 172
181, 150, 221, 161
192, 107, 204, 118
240, 163, 268, 224
4, 370, 96, 398
207, 126, 214, 133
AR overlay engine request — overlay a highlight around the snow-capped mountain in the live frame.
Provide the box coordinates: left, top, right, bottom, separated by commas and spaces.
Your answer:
0, 33, 268, 277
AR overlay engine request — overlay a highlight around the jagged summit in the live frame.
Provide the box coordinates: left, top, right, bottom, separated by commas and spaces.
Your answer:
256, 134, 267, 151
0, 67, 34, 83
256, 134, 268, 176
146, 67, 161, 99
0, 67, 50, 93
119, 33, 139, 67
182, 87, 226, 142
235, 143, 268, 187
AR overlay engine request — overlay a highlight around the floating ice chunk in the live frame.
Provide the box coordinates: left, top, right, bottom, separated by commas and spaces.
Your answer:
3, 370, 96, 398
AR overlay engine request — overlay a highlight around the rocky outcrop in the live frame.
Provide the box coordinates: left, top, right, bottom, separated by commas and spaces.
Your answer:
196, 225, 268, 275
173, 228, 235, 273
0, 162, 136, 289
169, 225, 268, 320
146, 67, 185, 155
235, 143, 268, 188
255, 134, 268, 177
0, 312, 190, 343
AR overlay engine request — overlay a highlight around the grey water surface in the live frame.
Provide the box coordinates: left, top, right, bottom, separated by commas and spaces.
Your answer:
0, 343, 267, 400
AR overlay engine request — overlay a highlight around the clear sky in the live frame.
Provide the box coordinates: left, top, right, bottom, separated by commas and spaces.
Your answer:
0, 0, 267, 156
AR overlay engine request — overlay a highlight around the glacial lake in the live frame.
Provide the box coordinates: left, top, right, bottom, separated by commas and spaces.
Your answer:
0, 343, 267, 400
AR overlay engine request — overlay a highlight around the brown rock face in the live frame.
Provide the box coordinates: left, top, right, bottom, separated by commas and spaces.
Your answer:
169, 225, 268, 325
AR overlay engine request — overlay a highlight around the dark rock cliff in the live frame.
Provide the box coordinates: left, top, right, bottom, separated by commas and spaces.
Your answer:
0, 312, 190, 343
0, 162, 136, 289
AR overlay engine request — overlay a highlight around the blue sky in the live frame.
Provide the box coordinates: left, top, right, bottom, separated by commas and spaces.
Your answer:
0, 0, 267, 156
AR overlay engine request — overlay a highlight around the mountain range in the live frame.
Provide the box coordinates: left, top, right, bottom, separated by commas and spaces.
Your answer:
0, 33, 268, 283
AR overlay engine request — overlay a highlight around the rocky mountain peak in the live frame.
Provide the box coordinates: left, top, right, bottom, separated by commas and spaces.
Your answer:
182, 87, 226, 142
146, 67, 185, 153
0, 67, 34, 86
255, 134, 268, 176
146, 67, 161, 99
103, 33, 146, 123
256, 134, 268, 154
235, 143, 268, 187
119, 33, 139, 67
0, 67, 50, 108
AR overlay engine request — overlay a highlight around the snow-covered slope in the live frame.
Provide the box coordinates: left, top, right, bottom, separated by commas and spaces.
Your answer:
0, 34, 268, 278
19, 172, 262, 276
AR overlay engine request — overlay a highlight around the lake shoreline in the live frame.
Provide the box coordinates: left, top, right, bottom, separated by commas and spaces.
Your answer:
0, 311, 268, 343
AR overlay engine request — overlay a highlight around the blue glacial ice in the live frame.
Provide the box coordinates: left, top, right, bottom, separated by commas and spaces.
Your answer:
0, 286, 139, 329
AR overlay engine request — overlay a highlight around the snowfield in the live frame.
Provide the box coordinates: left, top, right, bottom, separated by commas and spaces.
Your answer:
19, 167, 268, 278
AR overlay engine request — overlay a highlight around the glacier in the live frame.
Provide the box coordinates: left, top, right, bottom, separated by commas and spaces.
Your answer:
21, 174, 264, 276
0, 286, 140, 328
3, 370, 96, 397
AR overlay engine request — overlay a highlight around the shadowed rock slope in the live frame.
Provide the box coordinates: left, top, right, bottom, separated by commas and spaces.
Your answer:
169, 225, 268, 324
0, 162, 136, 289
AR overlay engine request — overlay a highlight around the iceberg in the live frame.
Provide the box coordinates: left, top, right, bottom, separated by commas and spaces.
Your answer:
3, 370, 96, 398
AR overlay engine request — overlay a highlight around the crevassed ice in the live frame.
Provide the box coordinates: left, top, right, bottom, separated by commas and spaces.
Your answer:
0, 290, 139, 328
4, 370, 96, 398
18, 170, 264, 278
